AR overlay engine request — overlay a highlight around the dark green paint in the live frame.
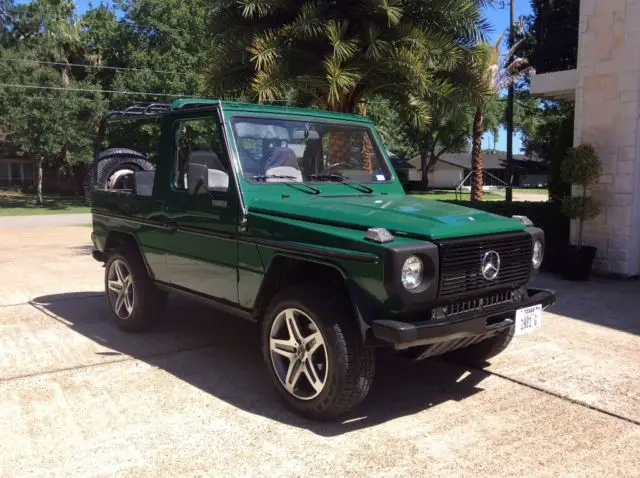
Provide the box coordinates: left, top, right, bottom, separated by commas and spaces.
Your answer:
91, 100, 528, 320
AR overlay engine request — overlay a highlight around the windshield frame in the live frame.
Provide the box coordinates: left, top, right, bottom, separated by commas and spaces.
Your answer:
229, 115, 396, 186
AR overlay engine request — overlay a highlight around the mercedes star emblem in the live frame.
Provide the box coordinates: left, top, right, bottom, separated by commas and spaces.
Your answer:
481, 250, 501, 280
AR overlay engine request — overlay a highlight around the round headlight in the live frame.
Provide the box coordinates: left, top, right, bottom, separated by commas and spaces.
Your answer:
532, 240, 543, 269
401, 256, 423, 290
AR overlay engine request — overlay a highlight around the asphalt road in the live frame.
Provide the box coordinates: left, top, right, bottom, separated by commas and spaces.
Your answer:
0, 225, 638, 477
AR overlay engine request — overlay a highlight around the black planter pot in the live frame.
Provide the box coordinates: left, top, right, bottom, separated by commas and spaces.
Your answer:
561, 245, 597, 281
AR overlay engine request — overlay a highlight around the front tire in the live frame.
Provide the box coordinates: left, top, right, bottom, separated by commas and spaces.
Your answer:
261, 286, 375, 420
104, 247, 166, 333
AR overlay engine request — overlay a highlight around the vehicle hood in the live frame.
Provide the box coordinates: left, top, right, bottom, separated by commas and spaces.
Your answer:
247, 194, 525, 240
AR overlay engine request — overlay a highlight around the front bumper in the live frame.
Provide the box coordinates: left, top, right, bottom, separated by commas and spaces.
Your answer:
372, 288, 556, 350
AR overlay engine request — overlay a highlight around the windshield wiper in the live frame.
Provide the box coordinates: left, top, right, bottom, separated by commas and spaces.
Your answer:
308, 174, 374, 194
252, 174, 320, 195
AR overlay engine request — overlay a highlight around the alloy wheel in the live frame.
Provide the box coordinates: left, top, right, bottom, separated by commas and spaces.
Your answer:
269, 308, 329, 400
107, 259, 135, 320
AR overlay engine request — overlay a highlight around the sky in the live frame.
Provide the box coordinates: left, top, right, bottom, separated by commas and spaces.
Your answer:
19, 0, 532, 154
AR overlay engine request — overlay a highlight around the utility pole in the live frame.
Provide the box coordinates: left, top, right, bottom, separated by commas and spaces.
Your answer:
505, 0, 515, 202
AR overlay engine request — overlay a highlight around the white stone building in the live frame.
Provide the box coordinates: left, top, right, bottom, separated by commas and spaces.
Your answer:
531, 0, 640, 277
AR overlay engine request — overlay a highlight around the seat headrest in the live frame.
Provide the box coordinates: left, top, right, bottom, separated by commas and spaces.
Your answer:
188, 150, 224, 171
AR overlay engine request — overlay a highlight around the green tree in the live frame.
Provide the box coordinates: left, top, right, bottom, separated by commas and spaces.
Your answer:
205, 0, 493, 175
0, 60, 106, 202
366, 96, 417, 159
518, 0, 579, 75
368, 92, 504, 188
0, 0, 107, 203
521, 100, 573, 202
515, 0, 579, 202
407, 97, 473, 185
78, 0, 208, 107
206, 0, 490, 121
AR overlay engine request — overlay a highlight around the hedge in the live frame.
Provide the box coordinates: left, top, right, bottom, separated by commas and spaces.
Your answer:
445, 200, 570, 273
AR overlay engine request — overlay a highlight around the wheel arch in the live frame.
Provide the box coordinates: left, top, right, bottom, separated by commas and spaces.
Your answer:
251, 253, 371, 340
104, 231, 152, 277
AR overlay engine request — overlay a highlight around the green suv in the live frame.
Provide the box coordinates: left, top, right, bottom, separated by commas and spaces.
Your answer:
88, 99, 555, 420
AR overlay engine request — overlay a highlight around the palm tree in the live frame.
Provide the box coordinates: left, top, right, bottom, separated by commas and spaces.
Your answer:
207, 0, 492, 123
466, 33, 533, 201
206, 0, 493, 173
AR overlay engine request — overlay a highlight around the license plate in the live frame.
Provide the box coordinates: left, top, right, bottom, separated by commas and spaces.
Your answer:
515, 304, 542, 335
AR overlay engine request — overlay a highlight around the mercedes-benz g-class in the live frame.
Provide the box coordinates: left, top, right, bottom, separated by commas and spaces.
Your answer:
88, 99, 555, 420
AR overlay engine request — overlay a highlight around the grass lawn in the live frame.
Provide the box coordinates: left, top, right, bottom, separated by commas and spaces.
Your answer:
0, 192, 90, 216
511, 188, 549, 195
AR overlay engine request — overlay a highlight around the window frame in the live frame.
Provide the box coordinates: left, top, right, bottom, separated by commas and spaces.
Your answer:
170, 115, 230, 195
229, 116, 394, 185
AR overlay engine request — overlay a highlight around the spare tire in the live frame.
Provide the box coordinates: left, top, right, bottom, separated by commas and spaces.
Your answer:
84, 148, 154, 202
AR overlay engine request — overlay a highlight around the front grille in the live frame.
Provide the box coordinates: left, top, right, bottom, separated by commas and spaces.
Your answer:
437, 232, 532, 297
431, 290, 515, 320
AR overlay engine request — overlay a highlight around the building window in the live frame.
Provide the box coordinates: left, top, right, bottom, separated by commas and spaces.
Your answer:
0, 162, 9, 186
22, 163, 35, 186
0, 161, 36, 187
10, 162, 21, 184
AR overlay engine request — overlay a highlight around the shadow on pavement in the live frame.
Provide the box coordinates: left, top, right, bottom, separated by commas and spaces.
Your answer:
533, 274, 640, 336
32, 291, 488, 437
69, 244, 95, 255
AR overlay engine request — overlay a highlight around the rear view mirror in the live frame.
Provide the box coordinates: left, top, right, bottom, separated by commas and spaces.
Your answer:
187, 163, 229, 195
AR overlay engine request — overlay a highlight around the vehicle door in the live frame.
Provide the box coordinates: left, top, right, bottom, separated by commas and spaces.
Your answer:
163, 110, 239, 304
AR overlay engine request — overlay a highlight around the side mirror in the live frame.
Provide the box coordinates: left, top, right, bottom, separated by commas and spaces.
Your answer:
187, 163, 229, 195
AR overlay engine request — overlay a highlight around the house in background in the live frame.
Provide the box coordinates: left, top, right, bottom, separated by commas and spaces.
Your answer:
1, 131, 87, 195
0, 134, 36, 189
407, 152, 548, 189
387, 151, 415, 185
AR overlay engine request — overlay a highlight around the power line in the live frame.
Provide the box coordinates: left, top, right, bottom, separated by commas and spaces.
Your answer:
0, 57, 193, 76
0, 83, 299, 103
0, 82, 393, 110
0, 82, 192, 97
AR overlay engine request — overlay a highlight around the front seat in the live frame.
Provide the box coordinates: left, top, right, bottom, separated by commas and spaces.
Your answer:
186, 150, 229, 193
264, 145, 299, 170
188, 150, 226, 171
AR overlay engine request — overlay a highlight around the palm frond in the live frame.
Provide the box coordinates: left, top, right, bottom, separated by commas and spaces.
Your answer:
250, 68, 288, 102
248, 29, 281, 71
377, 0, 403, 26
323, 57, 360, 109
284, 2, 324, 40
326, 20, 359, 63
238, 0, 278, 19
362, 24, 391, 61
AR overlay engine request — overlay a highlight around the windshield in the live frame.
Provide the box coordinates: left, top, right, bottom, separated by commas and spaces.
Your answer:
230, 117, 392, 184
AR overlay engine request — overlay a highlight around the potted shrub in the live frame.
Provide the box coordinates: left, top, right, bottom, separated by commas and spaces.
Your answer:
559, 144, 603, 281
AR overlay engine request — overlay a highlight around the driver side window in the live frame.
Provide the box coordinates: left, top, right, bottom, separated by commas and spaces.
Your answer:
173, 117, 228, 192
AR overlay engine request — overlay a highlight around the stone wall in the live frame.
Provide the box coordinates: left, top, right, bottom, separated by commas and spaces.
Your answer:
573, 0, 640, 276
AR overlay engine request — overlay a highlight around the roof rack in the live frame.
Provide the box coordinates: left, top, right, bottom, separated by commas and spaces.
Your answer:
105, 102, 171, 120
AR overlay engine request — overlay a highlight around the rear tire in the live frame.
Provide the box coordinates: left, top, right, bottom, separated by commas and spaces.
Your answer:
444, 326, 515, 366
104, 246, 166, 333
261, 285, 375, 420
84, 148, 153, 202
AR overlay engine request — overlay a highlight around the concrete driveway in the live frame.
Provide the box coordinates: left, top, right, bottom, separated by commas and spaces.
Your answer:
0, 225, 638, 477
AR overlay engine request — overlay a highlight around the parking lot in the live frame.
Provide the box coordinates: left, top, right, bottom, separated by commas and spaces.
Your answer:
1, 223, 639, 477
